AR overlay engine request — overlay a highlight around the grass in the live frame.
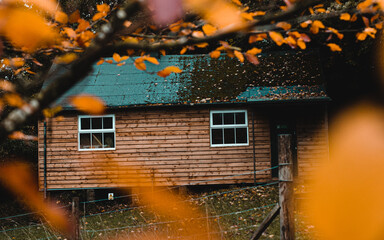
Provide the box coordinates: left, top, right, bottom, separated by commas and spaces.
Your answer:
0, 184, 316, 240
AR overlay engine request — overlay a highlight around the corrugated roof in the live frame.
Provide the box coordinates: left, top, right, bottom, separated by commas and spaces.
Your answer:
45, 51, 329, 109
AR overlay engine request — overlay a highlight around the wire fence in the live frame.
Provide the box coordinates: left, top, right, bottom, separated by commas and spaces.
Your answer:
0, 167, 279, 239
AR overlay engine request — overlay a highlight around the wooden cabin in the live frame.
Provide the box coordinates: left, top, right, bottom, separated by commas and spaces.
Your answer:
38, 52, 330, 191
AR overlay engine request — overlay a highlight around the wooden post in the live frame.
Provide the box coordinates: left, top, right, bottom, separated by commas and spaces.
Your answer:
71, 197, 80, 240
278, 134, 295, 240
249, 204, 280, 240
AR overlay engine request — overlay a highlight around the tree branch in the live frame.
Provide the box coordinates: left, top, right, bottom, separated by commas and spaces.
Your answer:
0, 0, 326, 143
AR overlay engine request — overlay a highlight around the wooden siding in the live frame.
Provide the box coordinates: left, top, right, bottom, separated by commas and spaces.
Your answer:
38, 108, 272, 190
296, 106, 329, 180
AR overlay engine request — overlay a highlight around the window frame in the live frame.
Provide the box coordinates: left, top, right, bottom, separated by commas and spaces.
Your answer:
210, 110, 249, 147
78, 114, 116, 151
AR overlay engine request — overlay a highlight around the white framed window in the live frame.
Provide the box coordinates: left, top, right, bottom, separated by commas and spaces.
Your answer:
210, 110, 249, 147
78, 115, 115, 151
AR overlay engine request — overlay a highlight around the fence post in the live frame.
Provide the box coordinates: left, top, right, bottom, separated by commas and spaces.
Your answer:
278, 134, 295, 240
72, 197, 80, 240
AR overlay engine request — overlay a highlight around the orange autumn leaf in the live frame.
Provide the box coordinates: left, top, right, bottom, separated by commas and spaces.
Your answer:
269, 31, 285, 46
297, 39, 306, 49
11, 58, 25, 68
244, 53, 259, 65
96, 58, 104, 65
144, 56, 159, 65
157, 66, 182, 77
249, 33, 267, 43
234, 50, 244, 62
0, 162, 73, 236
195, 42, 209, 48
69, 10, 80, 23
357, 32, 368, 41
9, 131, 38, 141
300, 20, 312, 28
180, 47, 187, 54
0, 80, 15, 92
55, 11, 68, 24
69, 94, 105, 115
310, 20, 325, 34
3, 9, 58, 51
241, 12, 254, 21
246, 47, 262, 55
192, 31, 204, 38
134, 57, 147, 71
327, 43, 342, 51
4, 93, 24, 107
276, 21, 291, 31
97, 3, 111, 13
63, 27, 77, 38
76, 19, 90, 33
340, 13, 351, 21
54, 53, 78, 64
210, 50, 221, 58
202, 24, 217, 36
92, 12, 106, 21
113, 53, 121, 62
184, 0, 244, 29
232, 0, 242, 6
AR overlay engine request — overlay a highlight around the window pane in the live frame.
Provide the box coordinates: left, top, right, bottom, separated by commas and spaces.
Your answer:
224, 113, 234, 125
212, 113, 222, 125
92, 133, 102, 148
81, 118, 90, 130
92, 118, 102, 129
235, 112, 245, 124
104, 132, 115, 148
103, 117, 113, 129
80, 133, 91, 149
211, 129, 223, 145
224, 128, 235, 144
236, 128, 247, 143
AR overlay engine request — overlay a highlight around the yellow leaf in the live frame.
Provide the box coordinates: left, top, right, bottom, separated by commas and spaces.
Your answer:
69, 10, 80, 23
210, 50, 221, 58
4, 9, 58, 51
144, 56, 159, 65
54, 53, 78, 64
234, 50, 244, 62
246, 47, 262, 55
134, 57, 146, 71
157, 66, 182, 78
269, 31, 285, 46
364, 27, 377, 38
123, 36, 139, 44
327, 43, 342, 51
69, 94, 105, 115
55, 11, 68, 24
340, 13, 351, 21
202, 24, 217, 36
276, 22, 291, 31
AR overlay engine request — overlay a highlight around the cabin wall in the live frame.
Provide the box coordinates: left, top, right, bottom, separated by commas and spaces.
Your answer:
296, 106, 329, 180
38, 107, 272, 190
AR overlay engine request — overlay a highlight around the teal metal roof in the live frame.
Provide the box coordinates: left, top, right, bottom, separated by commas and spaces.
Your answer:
45, 51, 329, 109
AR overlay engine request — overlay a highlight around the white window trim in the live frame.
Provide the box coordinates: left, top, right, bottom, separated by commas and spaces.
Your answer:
210, 110, 249, 147
78, 114, 116, 151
